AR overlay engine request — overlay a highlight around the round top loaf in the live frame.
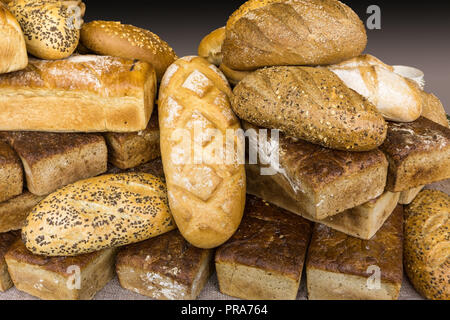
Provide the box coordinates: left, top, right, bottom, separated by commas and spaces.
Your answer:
198, 26, 226, 66
81, 20, 177, 81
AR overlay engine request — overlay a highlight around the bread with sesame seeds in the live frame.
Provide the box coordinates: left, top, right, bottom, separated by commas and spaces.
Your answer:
159, 56, 246, 249
80, 21, 177, 82
404, 190, 449, 300
21, 172, 176, 256
8, 0, 85, 60
232, 66, 387, 151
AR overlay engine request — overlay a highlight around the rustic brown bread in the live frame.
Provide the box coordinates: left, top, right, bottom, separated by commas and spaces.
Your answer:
22, 173, 176, 256
0, 55, 157, 133
81, 21, 177, 81
0, 139, 22, 202
222, 0, 367, 70
104, 112, 160, 170
117, 230, 213, 300
306, 206, 404, 300
399, 186, 424, 205
0, 192, 45, 233
198, 27, 226, 66
216, 195, 313, 300
1, 131, 108, 196
421, 92, 449, 128
233, 67, 387, 151
380, 117, 450, 192
0, 231, 19, 292
404, 190, 449, 300
5, 240, 117, 300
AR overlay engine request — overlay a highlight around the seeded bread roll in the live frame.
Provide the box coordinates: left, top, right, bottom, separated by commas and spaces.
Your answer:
232, 66, 387, 151
81, 21, 177, 81
0, 231, 19, 292
8, 0, 85, 60
198, 27, 225, 66
22, 173, 176, 256
404, 190, 449, 300
0, 139, 23, 203
0, 3, 27, 74
0, 192, 45, 233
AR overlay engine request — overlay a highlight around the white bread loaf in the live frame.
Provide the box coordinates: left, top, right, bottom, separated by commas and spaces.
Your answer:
159, 56, 246, 249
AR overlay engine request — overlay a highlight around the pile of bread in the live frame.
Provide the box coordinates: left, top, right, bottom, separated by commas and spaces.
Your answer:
0, 0, 448, 301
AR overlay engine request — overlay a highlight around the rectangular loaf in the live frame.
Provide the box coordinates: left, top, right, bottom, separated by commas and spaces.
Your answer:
1, 131, 108, 196
0, 192, 45, 233
215, 195, 313, 300
306, 206, 404, 300
116, 230, 213, 300
399, 186, 424, 205
380, 117, 450, 192
0, 140, 22, 202
5, 240, 117, 300
0, 231, 19, 292
0, 55, 157, 132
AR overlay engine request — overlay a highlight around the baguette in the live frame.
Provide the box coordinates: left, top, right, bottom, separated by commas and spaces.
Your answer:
198, 27, 226, 66
0, 139, 23, 203
159, 56, 246, 249
0, 55, 157, 133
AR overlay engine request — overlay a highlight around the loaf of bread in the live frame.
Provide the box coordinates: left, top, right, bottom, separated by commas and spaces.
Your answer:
421, 92, 449, 127
216, 195, 313, 300
306, 206, 404, 300
0, 231, 19, 292
399, 186, 424, 205
0, 192, 45, 233
380, 117, 450, 192
222, 0, 367, 70
22, 173, 176, 256
159, 56, 246, 249
104, 112, 160, 170
0, 3, 27, 74
219, 63, 250, 86
330, 54, 394, 71
0, 55, 157, 133
81, 21, 177, 81
404, 190, 449, 300
198, 27, 225, 66
1, 132, 108, 196
8, 0, 85, 60
0, 140, 22, 203
233, 67, 387, 151
5, 240, 117, 300
117, 230, 213, 300
107, 157, 165, 180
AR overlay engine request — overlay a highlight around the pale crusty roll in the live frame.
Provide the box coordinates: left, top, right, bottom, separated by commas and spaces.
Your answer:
22, 173, 176, 256
81, 21, 177, 82
0, 3, 27, 74
8, 0, 85, 60
0, 55, 157, 133
198, 27, 226, 66
159, 56, 246, 249
222, 0, 367, 70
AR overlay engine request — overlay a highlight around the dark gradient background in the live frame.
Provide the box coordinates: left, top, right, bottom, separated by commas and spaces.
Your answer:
83, 0, 450, 113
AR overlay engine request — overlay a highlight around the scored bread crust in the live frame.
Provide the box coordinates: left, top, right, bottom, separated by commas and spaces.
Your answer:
222, 0, 367, 70
159, 56, 246, 249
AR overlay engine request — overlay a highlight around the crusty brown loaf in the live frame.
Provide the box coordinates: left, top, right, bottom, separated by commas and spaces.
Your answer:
8, 0, 85, 60
81, 21, 177, 81
0, 3, 27, 74
380, 117, 450, 192
306, 206, 404, 300
5, 240, 117, 300
0, 192, 45, 233
0, 231, 19, 292
22, 173, 176, 256
222, 0, 367, 70
0, 55, 157, 133
233, 67, 387, 151
198, 27, 226, 66
1, 131, 108, 196
117, 230, 213, 300
421, 92, 449, 128
399, 186, 424, 205
104, 112, 160, 170
159, 56, 246, 249
107, 158, 165, 180
216, 195, 313, 300
0, 139, 23, 203
404, 190, 449, 300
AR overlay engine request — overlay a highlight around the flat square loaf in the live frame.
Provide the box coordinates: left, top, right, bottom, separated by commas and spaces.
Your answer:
0, 140, 23, 202
306, 206, 404, 300
1, 132, 108, 196
5, 240, 117, 300
380, 117, 450, 192
104, 112, 160, 169
215, 195, 313, 300
0, 192, 45, 233
0, 231, 19, 292
116, 230, 213, 300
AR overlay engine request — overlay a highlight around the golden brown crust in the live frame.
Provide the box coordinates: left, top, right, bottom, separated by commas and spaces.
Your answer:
0, 139, 23, 203
0, 192, 45, 233
216, 196, 313, 280
107, 158, 165, 180
81, 21, 177, 81
219, 63, 251, 86
404, 190, 449, 300
421, 92, 449, 128
223, 0, 367, 70
198, 27, 226, 66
